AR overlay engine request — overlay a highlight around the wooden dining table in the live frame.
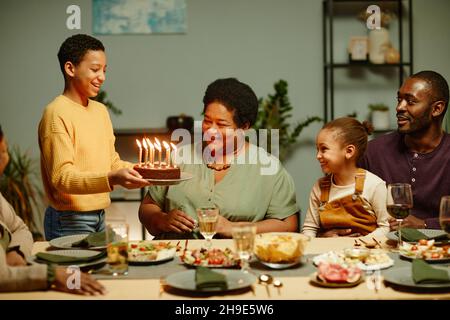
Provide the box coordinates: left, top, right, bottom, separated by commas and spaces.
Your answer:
1, 236, 449, 300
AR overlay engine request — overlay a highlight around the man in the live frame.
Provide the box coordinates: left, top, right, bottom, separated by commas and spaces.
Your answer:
360, 70, 449, 230
38, 34, 149, 240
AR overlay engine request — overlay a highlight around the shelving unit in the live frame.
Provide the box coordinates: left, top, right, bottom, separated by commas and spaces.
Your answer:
323, 0, 413, 122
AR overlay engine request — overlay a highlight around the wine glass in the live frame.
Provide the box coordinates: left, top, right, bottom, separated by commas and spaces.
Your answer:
439, 195, 450, 238
231, 222, 257, 273
386, 183, 413, 249
196, 206, 219, 248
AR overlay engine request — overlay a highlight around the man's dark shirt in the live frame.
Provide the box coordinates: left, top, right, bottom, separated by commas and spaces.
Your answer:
359, 131, 450, 229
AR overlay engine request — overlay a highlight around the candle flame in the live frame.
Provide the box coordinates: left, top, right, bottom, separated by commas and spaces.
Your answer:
142, 138, 148, 150
162, 141, 170, 149
136, 139, 142, 148
155, 142, 162, 151
154, 137, 161, 147
170, 142, 177, 151
146, 138, 154, 149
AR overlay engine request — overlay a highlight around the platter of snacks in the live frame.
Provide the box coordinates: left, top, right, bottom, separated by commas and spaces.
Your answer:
254, 232, 308, 269
310, 262, 364, 288
312, 248, 394, 271
180, 248, 239, 268
399, 240, 450, 262
128, 241, 177, 265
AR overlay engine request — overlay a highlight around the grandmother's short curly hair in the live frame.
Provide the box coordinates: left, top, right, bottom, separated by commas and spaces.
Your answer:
202, 78, 258, 128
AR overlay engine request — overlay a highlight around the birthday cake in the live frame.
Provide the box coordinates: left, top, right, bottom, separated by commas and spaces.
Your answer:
134, 163, 180, 180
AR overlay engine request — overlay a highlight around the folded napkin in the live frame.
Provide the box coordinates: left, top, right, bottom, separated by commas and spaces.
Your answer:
195, 266, 228, 290
397, 228, 447, 242
36, 250, 106, 265
71, 231, 108, 248
412, 259, 450, 284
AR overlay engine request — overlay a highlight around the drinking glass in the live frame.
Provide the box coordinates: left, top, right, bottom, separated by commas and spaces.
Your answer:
386, 183, 413, 249
439, 195, 450, 238
106, 222, 129, 276
196, 206, 219, 248
231, 222, 257, 273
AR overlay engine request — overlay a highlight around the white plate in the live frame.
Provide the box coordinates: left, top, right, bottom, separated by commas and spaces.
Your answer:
386, 229, 448, 242
384, 267, 450, 289
165, 269, 256, 292
313, 251, 394, 271
49, 234, 106, 250
128, 247, 177, 265
146, 172, 193, 186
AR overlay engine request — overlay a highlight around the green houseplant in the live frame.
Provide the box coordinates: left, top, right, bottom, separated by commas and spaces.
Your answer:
253, 80, 322, 161
93, 89, 122, 115
0, 146, 45, 240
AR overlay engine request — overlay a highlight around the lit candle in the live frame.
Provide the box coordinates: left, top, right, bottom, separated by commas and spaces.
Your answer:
170, 142, 177, 168
154, 138, 162, 167
136, 139, 142, 166
146, 138, 154, 167
142, 138, 148, 166
163, 141, 170, 167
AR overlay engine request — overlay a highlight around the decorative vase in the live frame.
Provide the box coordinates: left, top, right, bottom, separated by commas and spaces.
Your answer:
371, 110, 390, 130
368, 28, 390, 64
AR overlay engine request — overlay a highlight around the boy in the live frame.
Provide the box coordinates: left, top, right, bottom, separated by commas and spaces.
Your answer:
38, 34, 149, 240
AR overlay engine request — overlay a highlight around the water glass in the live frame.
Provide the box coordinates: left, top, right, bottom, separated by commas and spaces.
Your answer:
196, 206, 219, 248
231, 222, 257, 273
106, 222, 129, 276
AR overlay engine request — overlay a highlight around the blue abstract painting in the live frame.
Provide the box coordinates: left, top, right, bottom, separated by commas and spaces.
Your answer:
93, 0, 186, 34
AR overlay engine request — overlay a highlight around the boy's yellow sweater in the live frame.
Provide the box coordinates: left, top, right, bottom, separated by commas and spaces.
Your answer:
38, 95, 131, 211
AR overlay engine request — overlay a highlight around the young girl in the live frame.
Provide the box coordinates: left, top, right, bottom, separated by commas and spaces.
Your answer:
302, 117, 389, 238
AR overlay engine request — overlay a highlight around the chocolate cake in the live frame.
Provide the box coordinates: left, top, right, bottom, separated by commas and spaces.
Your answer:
134, 163, 180, 180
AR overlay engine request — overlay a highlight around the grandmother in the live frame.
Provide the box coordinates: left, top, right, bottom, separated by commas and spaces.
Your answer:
139, 78, 299, 239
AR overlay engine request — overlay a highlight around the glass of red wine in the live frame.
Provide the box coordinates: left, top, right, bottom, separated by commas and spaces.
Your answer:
386, 183, 413, 249
439, 196, 450, 238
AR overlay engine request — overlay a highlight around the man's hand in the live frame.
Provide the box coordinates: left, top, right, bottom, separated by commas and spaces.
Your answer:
108, 168, 151, 189
6, 251, 27, 266
318, 228, 355, 238
158, 209, 196, 233
389, 215, 425, 230
215, 215, 233, 238
52, 266, 107, 296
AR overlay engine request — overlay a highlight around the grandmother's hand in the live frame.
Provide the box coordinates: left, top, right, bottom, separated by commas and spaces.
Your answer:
159, 209, 196, 233
215, 215, 233, 238
389, 215, 425, 230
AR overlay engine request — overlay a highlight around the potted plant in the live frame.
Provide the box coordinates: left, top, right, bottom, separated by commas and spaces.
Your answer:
368, 103, 390, 130
0, 146, 45, 240
93, 90, 122, 115
253, 80, 322, 162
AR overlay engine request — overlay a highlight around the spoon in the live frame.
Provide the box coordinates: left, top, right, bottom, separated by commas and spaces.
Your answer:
258, 274, 273, 297
273, 279, 283, 295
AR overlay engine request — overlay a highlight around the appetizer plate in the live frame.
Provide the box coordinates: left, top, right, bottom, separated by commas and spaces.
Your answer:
312, 250, 394, 271
180, 248, 239, 268
165, 269, 256, 292
128, 241, 177, 265
309, 272, 364, 288
33, 249, 107, 269
146, 172, 193, 186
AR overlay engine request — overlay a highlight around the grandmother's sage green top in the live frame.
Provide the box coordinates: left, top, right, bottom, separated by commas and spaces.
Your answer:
147, 143, 299, 239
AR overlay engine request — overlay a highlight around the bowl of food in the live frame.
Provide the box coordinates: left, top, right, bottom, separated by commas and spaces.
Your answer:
343, 247, 370, 262
254, 232, 309, 269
